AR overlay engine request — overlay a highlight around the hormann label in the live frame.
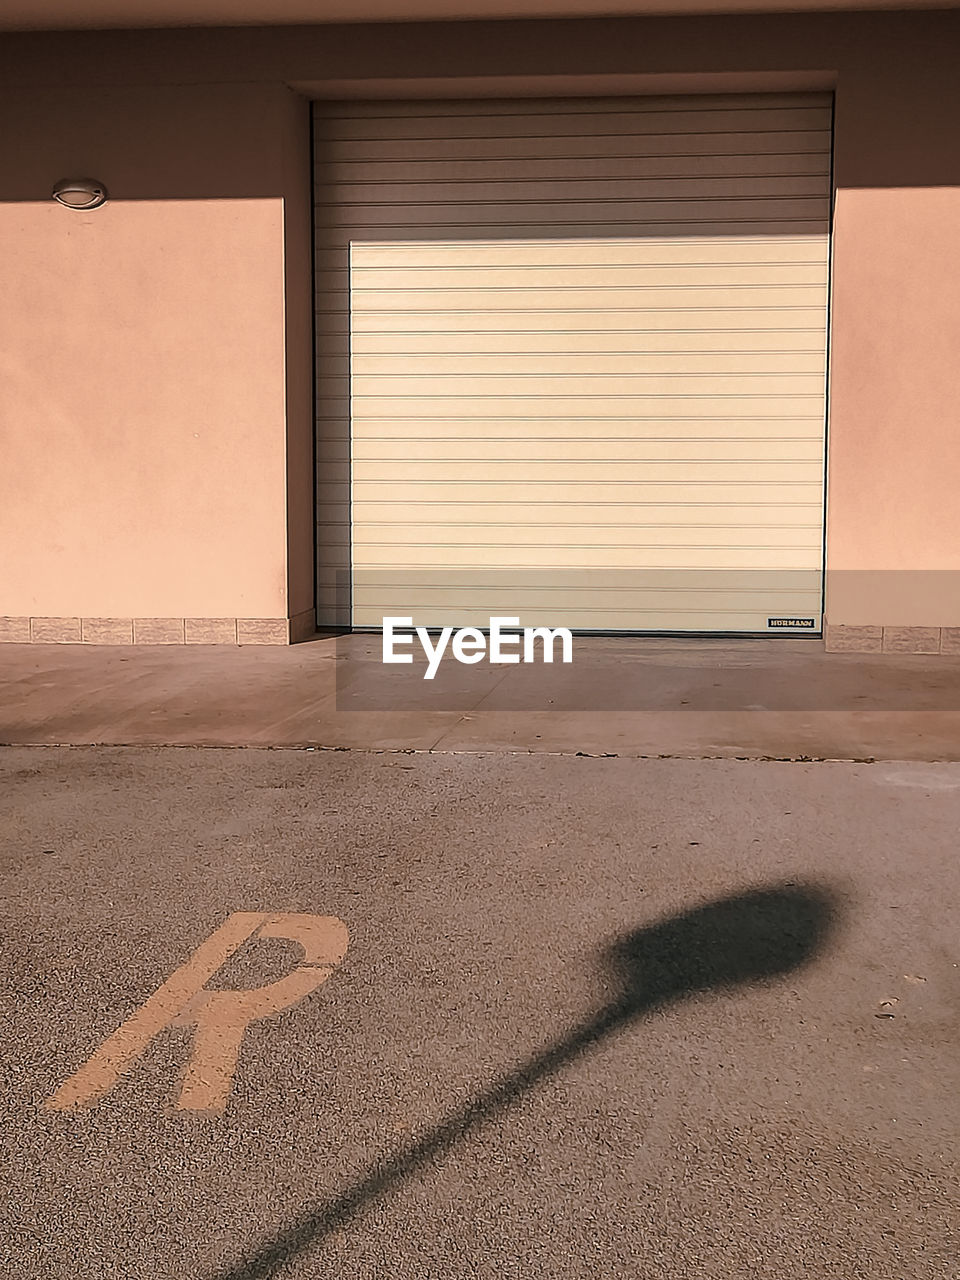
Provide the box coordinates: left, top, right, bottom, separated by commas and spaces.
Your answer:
768, 617, 817, 629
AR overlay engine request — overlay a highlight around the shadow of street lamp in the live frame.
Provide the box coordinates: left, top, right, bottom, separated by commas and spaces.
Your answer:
212, 881, 836, 1280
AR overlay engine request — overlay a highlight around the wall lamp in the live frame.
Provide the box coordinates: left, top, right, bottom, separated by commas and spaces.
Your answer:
52, 178, 108, 210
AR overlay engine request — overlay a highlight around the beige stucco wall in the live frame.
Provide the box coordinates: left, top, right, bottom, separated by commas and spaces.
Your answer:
0, 81, 311, 623
0, 11, 958, 636
825, 53, 960, 631
826, 184, 960, 629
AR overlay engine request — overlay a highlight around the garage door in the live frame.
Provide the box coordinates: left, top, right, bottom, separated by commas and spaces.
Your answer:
313, 92, 832, 633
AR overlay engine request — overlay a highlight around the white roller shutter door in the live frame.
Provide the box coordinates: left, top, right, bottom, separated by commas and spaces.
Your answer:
313, 93, 832, 632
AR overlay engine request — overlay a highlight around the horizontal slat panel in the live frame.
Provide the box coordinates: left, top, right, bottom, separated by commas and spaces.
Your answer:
353, 374, 823, 396
322, 106, 832, 140
350, 501, 823, 524
350, 607, 819, 631
345, 263, 828, 288
352, 395, 823, 417
344, 353, 826, 374
326, 152, 829, 182
329, 378, 828, 401
319, 130, 833, 163
353, 458, 824, 483
317, 198, 830, 227
325, 398, 824, 420
350, 602, 823, 624
344, 236, 829, 266
353, 578, 821, 600
328, 176, 827, 204
353, 521, 821, 547
320, 92, 833, 118
352, 437, 825, 462
353, 287, 827, 311
354, 547, 823, 570
341, 482, 821, 505
345, 331, 828, 355
345, 307, 830, 334
324, 221, 829, 246
339, 417, 825, 440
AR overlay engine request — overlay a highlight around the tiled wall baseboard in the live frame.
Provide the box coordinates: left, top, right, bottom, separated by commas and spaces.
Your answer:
0, 611, 316, 646
3, 616, 956, 653
825, 625, 960, 654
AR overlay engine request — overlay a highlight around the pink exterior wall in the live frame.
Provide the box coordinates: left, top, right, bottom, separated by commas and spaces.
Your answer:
0, 82, 312, 626
824, 48, 960, 635
826, 185, 960, 632
1, 11, 958, 640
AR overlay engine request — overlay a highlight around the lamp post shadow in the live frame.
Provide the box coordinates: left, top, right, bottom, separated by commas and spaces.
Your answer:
212, 881, 837, 1280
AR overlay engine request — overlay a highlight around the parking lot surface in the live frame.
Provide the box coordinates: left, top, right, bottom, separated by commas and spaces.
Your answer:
2, 746, 959, 1278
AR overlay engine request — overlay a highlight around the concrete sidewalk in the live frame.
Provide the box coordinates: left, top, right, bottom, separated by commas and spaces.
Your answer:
1, 635, 960, 760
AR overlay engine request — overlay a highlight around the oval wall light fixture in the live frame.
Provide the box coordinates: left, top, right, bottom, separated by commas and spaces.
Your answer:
52, 178, 108, 210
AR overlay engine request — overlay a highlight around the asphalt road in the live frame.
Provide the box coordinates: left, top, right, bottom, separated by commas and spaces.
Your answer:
2, 746, 959, 1279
